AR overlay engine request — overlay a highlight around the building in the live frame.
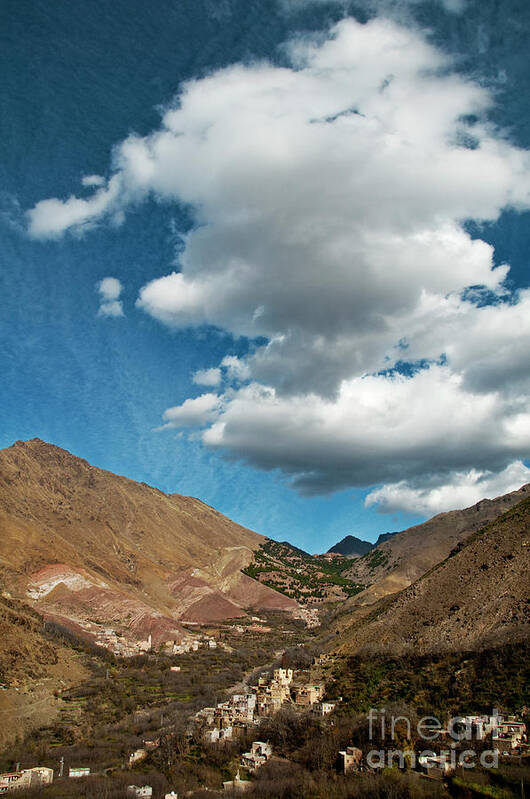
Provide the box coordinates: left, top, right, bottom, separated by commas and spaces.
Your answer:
231, 693, 257, 716
223, 770, 252, 792
241, 741, 273, 771
0, 767, 53, 794
272, 668, 293, 686
493, 720, 526, 752
127, 786, 153, 798
195, 706, 216, 725
338, 746, 362, 773
205, 726, 233, 743
164, 793, 179, 798
129, 749, 147, 766
138, 634, 152, 652
255, 690, 285, 716
313, 654, 333, 666
418, 754, 454, 779
293, 684, 324, 706
315, 702, 336, 716
69, 767, 90, 778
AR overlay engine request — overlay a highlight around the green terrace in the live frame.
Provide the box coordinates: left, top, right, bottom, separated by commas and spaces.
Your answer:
242, 539, 365, 601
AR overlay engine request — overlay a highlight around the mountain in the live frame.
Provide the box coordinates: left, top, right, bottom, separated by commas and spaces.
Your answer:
327, 532, 398, 557
341, 483, 530, 606
336, 495, 530, 655
0, 439, 296, 653
374, 531, 399, 547
327, 535, 373, 557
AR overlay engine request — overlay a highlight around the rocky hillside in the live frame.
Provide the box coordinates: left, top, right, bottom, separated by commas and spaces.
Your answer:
343, 483, 530, 606
0, 591, 90, 748
336, 496, 530, 655
0, 439, 296, 651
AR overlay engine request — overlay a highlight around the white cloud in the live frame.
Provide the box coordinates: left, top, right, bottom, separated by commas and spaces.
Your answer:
27, 175, 121, 238
81, 174, 105, 188
365, 461, 530, 515
192, 367, 222, 387
27, 16, 530, 510
158, 393, 222, 429
199, 367, 530, 494
97, 276, 124, 318
221, 355, 251, 383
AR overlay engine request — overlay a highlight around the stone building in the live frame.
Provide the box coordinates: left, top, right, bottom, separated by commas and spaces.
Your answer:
338, 746, 363, 774
241, 741, 273, 771
293, 684, 324, 706
69, 767, 90, 778
0, 767, 53, 794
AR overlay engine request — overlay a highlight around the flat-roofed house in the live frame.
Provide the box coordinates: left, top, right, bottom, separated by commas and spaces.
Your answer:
0, 767, 54, 794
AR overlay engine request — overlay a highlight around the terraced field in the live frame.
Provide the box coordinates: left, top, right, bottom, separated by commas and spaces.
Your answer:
243, 540, 365, 603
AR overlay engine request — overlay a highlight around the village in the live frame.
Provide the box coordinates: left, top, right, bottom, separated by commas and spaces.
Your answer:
1, 643, 528, 797
61, 612, 309, 660
0, 658, 333, 797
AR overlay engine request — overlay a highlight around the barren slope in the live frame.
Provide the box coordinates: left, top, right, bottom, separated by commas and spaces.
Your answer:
337, 496, 530, 655
0, 592, 89, 748
0, 439, 296, 648
344, 483, 530, 605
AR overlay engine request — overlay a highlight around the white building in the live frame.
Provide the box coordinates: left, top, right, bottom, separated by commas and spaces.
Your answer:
69, 767, 90, 778
418, 754, 454, 777
205, 726, 233, 743
127, 786, 153, 798
272, 668, 293, 686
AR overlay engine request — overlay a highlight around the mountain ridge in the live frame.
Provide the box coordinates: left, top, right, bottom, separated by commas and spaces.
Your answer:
335, 494, 530, 655
341, 482, 530, 607
327, 531, 398, 557
0, 438, 297, 653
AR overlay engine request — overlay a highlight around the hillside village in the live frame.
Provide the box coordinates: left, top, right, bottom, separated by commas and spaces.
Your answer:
1, 645, 528, 797
193, 664, 330, 746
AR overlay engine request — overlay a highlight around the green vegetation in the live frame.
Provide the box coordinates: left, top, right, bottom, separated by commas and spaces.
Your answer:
327, 642, 530, 716
452, 776, 515, 799
361, 548, 390, 571
242, 539, 365, 602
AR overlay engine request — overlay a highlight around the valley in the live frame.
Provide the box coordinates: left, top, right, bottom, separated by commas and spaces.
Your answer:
0, 439, 529, 798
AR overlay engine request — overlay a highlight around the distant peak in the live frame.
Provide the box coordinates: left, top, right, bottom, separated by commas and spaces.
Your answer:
327, 534, 373, 557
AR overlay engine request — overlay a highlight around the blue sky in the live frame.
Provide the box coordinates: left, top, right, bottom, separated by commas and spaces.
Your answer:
1, 0, 529, 552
